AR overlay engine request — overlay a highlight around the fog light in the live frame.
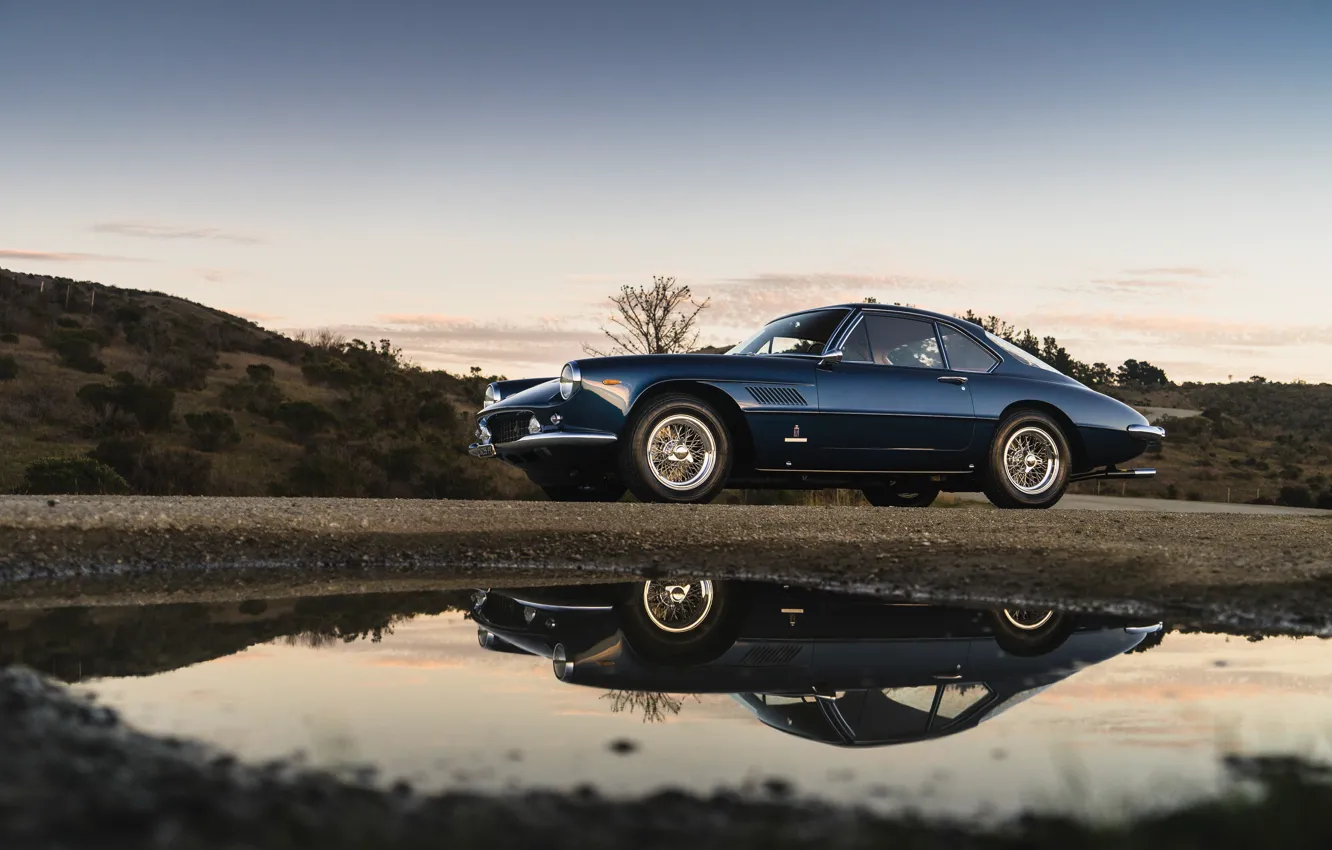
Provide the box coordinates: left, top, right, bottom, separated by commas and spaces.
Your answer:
523, 606, 537, 624
528, 416, 541, 435
550, 413, 563, 426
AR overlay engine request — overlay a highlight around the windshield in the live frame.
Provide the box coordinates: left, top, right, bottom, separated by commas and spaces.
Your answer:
984, 331, 1062, 374
729, 309, 849, 356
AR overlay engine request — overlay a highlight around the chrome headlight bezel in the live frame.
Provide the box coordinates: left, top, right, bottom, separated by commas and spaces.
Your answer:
483, 383, 500, 408
559, 362, 581, 400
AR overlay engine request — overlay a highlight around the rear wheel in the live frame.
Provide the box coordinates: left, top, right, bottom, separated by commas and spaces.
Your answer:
541, 483, 626, 502
620, 394, 732, 504
990, 607, 1074, 656
620, 579, 742, 663
863, 484, 940, 508
983, 410, 1071, 509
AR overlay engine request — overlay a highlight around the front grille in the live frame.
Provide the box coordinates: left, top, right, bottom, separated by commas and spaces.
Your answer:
741, 643, 804, 666
747, 385, 808, 406
486, 411, 531, 445
478, 594, 527, 628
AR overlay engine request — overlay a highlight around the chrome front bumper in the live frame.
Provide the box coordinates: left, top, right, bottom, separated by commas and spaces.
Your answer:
1127, 423, 1166, 440
468, 430, 618, 459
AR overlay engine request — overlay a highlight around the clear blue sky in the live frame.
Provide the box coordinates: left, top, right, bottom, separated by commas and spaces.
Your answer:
3, 1, 1329, 380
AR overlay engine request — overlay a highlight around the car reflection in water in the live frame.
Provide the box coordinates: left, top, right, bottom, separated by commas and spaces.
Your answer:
473, 581, 1161, 747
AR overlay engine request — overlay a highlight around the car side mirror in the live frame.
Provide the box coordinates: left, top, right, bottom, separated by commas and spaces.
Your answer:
818, 349, 844, 368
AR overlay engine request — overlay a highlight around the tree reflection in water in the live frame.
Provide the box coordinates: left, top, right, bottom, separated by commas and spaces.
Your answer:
600, 690, 699, 723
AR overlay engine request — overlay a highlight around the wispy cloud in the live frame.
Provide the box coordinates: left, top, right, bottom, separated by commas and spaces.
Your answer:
192, 267, 232, 282
0, 248, 143, 263
1122, 267, 1214, 278
1055, 277, 1212, 296
230, 309, 284, 323
91, 222, 264, 245
1017, 311, 1332, 349
699, 272, 958, 326
295, 315, 594, 374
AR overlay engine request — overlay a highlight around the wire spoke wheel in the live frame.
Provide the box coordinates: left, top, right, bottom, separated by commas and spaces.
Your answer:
642, 580, 715, 633
1001, 608, 1055, 631
1002, 426, 1060, 494
645, 413, 717, 491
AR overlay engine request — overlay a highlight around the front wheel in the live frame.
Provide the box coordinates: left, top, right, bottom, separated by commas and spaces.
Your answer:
983, 410, 1071, 509
541, 483, 626, 502
620, 394, 732, 504
863, 484, 940, 508
620, 579, 742, 663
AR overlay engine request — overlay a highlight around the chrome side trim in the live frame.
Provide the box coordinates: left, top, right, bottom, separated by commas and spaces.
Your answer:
755, 467, 973, 475
494, 431, 618, 449
507, 596, 614, 612
1128, 423, 1166, 440
1069, 467, 1156, 482
1125, 624, 1164, 635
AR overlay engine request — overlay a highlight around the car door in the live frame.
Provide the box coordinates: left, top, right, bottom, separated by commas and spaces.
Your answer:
814, 313, 976, 471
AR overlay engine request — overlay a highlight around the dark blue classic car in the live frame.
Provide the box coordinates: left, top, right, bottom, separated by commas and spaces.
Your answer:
468, 303, 1163, 508
472, 581, 1161, 747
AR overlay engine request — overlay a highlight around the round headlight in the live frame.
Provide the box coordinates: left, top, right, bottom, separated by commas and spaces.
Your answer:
559, 362, 581, 400
483, 383, 500, 408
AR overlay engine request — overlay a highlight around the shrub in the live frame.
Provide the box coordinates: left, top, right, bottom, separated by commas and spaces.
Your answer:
275, 400, 336, 439
55, 316, 82, 329
282, 449, 385, 497
90, 437, 213, 495
46, 329, 107, 373
148, 348, 218, 390
0, 332, 19, 343
1278, 485, 1314, 508
77, 374, 175, 432
1165, 484, 1179, 500
114, 305, 145, 325
18, 457, 129, 495
1317, 491, 1332, 511
418, 397, 458, 428
0, 354, 17, 381
219, 379, 284, 418
184, 410, 241, 452
246, 363, 275, 382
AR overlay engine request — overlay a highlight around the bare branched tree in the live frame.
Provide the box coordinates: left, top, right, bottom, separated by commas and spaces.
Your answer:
584, 276, 710, 356
599, 690, 698, 723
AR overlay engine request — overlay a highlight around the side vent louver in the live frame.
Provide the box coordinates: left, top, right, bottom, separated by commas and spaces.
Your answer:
746, 386, 808, 406
741, 644, 804, 666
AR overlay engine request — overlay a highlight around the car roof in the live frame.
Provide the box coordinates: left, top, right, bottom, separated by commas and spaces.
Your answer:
769, 303, 988, 335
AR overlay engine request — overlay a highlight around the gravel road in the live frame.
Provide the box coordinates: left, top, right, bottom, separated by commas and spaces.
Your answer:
1, 496, 1330, 632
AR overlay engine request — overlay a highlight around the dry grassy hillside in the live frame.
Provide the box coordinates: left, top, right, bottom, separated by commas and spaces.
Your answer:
0, 268, 535, 499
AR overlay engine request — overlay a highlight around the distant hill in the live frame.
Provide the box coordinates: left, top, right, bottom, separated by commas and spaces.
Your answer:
1, 267, 1328, 508
0, 267, 535, 499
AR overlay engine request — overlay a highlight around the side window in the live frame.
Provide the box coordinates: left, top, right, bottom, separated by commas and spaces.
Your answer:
863, 315, 944, 369
934, 684, 992, 725
847, 686, 937, 740
840, 319, 873, 363
940, 328, 999, 373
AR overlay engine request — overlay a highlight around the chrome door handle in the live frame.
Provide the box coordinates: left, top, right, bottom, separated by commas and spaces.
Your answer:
937, 376, 968, 385
932, 673, 963, 680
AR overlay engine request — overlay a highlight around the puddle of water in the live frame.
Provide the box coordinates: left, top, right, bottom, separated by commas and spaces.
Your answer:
5, 581, 1332, 820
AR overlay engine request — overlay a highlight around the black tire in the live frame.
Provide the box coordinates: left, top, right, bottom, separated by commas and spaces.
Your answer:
863, 485, 940, 508
620, 579, 743, 664
990, 608, 1075, 657
541, 483, 626, 503
619, 394, 732, 504
983, 409, 1071, 509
